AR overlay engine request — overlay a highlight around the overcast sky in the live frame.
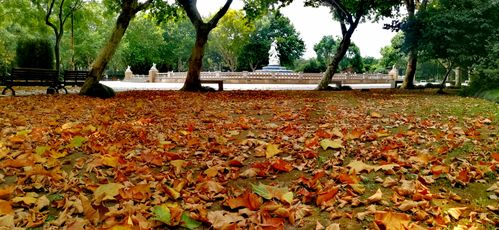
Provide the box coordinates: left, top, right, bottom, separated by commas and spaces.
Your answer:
197, 0, 397, 59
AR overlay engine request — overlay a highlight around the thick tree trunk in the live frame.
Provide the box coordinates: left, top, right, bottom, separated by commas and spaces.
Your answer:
402, 50, 417, 89
79, 3, 136, 95
317, 29, 355, 90
181, 28, 209, 91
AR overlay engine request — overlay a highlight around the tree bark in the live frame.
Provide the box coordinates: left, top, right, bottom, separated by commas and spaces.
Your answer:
79, 0, 151, 95
181, 27, 209, 91
179, 0, 232, 91
437, 62, 454, 94
317, 18, 359, 90
402, 50, 417, 88
317, 35, 352, 90
401, 0, 416, 89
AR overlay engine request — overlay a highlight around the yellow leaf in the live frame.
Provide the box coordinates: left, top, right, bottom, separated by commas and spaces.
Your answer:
101, 155, 119, 168
93, 183, 124, 204
447, 207, 467, 220
367, 188, 383, 204
320, 139, 343, 150
346, 160, 375, 174
170, 160, 186, 174
204, 166, 222, 178
110, 225, 133, 230
370, 111, 383, 118
12, 196, 37, 205
49, 150, 68, 159
266, 144, 281, 158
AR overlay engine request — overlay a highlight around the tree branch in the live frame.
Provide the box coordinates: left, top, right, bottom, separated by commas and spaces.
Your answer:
136, 0, 154, 13
207, 0, 233, 29
179, 0, 203, 28
45, 0, 59, 36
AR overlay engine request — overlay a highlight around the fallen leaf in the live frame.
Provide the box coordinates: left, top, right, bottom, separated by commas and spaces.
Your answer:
316, 187, 339, 205
447, 207, 467, 220
347, 160, 375, 174
375, 211, 411, 230
320, 139, 343, 150
0, 200, 13, 215
266, 144, 282, 158
226, 191, 262, 211
367, 188, 383, 204
152, 204, 171, 225
207, 210, 245, 230
252, 183, 293, 204
93, 183, 124, 204
181, 212, 202, 230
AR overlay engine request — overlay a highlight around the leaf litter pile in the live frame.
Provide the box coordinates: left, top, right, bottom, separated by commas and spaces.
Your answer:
0, 90, 498, 229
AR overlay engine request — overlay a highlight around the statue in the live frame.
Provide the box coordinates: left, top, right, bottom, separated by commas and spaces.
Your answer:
268, 40, 280, 66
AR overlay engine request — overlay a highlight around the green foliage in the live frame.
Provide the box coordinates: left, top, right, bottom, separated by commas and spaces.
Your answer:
209, 10, 254, 71
238, 13, 305, 70
377, 33, 406, 73
295, 58, 323, 73
16, 38, 55, 69
161, 16, 196, 71
313, 36, 364, 73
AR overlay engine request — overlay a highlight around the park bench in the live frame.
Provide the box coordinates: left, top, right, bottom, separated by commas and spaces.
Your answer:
1, 68, 60, 96
200, 80, 224, 91
331, 80, 342, 88
391, 80, 403, 88
57, 70, 88, 94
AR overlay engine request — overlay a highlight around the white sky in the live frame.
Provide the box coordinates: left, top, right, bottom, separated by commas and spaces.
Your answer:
197, 0, 396, 59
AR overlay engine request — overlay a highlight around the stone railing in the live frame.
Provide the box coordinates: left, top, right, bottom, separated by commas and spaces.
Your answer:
127, 70, 392, 84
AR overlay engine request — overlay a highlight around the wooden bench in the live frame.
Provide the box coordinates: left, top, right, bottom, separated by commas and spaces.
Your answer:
57, 71, 88, 94
200, 80, 224, 91
391, 80, 403, 88
331, 80, 342, 88
1, 68, 60, 96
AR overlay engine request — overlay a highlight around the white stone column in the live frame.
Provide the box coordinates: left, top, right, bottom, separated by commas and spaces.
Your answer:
124, 66, 133, 80
148, 63, 158, 83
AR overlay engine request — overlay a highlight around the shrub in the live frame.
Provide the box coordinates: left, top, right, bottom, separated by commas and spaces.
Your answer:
16, 38, 54, 69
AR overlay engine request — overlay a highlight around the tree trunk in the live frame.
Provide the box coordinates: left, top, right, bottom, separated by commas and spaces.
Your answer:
79, 3, 137, 95
55, 35, 62, 73
437, 63, 454, 94
317, 31, 354, 90
402, 50, 417, 89
181, 27, 209, 91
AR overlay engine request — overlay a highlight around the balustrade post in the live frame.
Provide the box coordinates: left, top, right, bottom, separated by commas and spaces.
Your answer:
124, 66, 133, 80
148, 63, 158, 83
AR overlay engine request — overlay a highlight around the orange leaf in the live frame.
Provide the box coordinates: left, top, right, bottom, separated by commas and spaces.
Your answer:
0, 200, 13, 215
338, 174, 360, 184
271, 159, 293, 172
375, 211, 411, 230
431, 165, 449, 177
456, 169, 470, 183
491, 153, 499, 161
226, 191, 262, 211
0, 186, 15, 199
316, 187, 338, 205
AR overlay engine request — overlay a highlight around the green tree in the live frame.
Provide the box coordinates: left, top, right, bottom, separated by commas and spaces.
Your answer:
34, 0, 83, 74
238, 13, 304, 71
377, 32, 406, 73
400, 0, 429, 89
80, 0, 154, 95
178, 0, 233, 91
120, 15, 167, 73
417, 0, 498, 92
210, 10, 254, 71
161, 16, 196, 71
245, 0, 400, 89
314, 36, 364, 73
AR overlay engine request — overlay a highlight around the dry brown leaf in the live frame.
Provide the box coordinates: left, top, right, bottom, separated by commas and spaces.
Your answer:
447, 207, 467, 220
367, 189, 383, 204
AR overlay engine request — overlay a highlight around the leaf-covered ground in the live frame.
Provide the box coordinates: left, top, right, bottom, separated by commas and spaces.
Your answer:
0, 90, 498, 230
